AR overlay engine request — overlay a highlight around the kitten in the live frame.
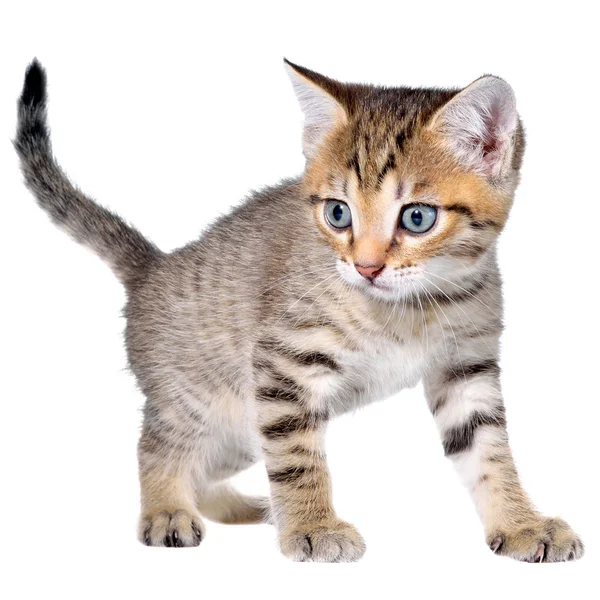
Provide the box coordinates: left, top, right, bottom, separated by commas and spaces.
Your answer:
15, 59, 583, 563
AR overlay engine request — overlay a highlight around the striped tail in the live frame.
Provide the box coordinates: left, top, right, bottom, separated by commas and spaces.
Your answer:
14, 59, 162, 286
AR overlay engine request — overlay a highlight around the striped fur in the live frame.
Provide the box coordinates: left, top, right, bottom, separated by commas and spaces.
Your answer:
15, 60, 582, 562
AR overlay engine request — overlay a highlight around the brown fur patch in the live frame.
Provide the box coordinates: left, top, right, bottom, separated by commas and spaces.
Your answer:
301, 82, 517, 272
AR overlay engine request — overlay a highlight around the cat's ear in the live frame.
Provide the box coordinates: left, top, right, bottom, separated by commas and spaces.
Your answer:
427, 75, 519, 178
284, 59, 348, 159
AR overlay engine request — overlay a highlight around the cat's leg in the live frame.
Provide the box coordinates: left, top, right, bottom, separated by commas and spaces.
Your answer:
424, 349, 584, 562
188, 422, 271, 525
197, 483, 271, 524
137, 399, 207, 547
254, 364, 365, 562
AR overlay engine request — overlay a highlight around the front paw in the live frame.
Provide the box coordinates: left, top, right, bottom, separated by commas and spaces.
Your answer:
279, 519, 366, 562
488, 517, 584, 562
139, 509, 205, 547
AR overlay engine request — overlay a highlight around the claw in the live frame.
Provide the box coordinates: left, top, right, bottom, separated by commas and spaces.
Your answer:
534, 543, 546, 563
191, 524, 203, 545
143, 527, 152, 546
172, 530, 183, 547
490, 536, 503, 553
304, 534, 313, 557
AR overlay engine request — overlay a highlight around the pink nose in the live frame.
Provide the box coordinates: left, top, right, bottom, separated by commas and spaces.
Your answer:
354, 263, 385, 280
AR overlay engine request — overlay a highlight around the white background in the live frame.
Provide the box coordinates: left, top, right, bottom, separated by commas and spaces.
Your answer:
1, 1, 598, 598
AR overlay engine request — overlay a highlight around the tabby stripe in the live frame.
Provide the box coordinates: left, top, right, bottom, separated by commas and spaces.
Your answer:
284, 315, 342, 332
286, 318, 359, 349
471, 219, 500, 230
309, 194, 323, 205
348, 153, 362, 185
253, 358, 297, 387
262, 444, 325, 459
256, 386, 301, 403
144, 411, 204, 439
269, 370, 301, 390
289, 351, 340, 371
430, 393, 447, 416
447, 242, 487, 258
445, 203, 473, 217
261, 411, 328, 440
443, 408, 507, 456
486, 453, 509, 464
140, 428, 195, 455
377, 153, 396, 186
396, 132, 406, 152
258, 339, 341, 372
171, 395, 208, 426
445, 203, 500, 230
287, 444, 326, 458
267, 465, 317, 484
444, 360, 500, 384
252, 355, 271, 371
453, 322, 502, 339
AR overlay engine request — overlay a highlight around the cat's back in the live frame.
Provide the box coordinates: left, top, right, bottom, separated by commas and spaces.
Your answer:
123, 177, 312, 390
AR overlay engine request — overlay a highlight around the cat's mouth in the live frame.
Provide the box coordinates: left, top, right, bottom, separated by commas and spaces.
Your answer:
359, 276, 420, 301
336, 258, 428, 300
368, 279, 393, 291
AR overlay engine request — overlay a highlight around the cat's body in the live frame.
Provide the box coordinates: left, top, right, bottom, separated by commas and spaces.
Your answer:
126, 177, 438, 477
15, 60, 583, 562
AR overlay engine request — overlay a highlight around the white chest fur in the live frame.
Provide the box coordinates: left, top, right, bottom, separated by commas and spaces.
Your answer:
332, 331, 434, 414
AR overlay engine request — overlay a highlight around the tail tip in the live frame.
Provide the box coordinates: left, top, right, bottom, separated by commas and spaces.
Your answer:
21, 59, 47, 107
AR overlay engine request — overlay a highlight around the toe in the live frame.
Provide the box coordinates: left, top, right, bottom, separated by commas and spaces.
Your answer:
280, 520, 365, 563
487, 517, 583, 563
139, 509, 204, 547
171, 530, 183, 548
191, 523, 204, 545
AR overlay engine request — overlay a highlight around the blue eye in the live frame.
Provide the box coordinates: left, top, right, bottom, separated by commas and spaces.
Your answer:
400, 204, 437, 233
325, 200, 352, 229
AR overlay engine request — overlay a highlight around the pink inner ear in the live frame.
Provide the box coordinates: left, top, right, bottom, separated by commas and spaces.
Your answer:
481, 130, 507, 176
438, 76, 518, 178
481, 97, 516, 175
482, 108, 501, 156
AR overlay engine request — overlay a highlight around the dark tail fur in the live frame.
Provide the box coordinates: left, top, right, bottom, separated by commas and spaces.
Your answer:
14, 59, 162, 286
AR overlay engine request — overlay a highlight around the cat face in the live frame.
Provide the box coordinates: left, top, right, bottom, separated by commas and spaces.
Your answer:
286, 61, 525, 302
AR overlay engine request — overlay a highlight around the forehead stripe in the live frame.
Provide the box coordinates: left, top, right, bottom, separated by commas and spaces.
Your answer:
376, 153, 396, 188
396, 132, 406, 152
347, 153, 362, 186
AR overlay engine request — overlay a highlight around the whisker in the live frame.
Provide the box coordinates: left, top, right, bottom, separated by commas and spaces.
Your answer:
418, 281, 466, 382
290, 276, 344, 326
250, 265, 339, 301
275, 272, 340, 325
422, 275, 496, 356
417, 282, 452, 363
425, 271, 501, 319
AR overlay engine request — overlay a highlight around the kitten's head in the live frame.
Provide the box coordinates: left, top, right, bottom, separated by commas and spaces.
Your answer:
286, 60, 524, 302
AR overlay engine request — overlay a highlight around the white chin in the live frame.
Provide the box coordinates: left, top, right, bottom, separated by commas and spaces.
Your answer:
351, 277, 415, 302
364, 282, 408, 302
